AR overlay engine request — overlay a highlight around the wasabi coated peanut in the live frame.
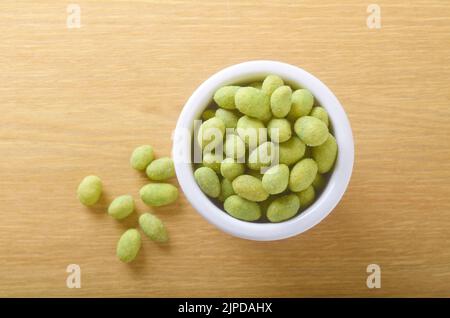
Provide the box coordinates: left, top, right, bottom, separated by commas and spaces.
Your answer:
262, 74, 284, 96
235, 87, 271, 120
201, 109, 216, 121
247, 141, 277, 171
297, 185, 315, 208
215, 108, 239, 129
287, 89, 314, 121
139, 213, 168, 243
267, 118, 292, 143
108, 195, 135, 220
312, 134, 337, 174
213, 86, 240, 110
116, 229, 141, 263
267, 194, 300, 223
261, 164, 289, 195
261, 109, 273, 124
310, 106, 329, 127
232, 175, 269, 202
130, 145, 154, 171
77, 175, 102, 206
140, 183, 178, 206
218, 178, 235, 202
224, 195, 261, 221
270, 85, 292, 118
146, 157, 175, 181
202, 152, 222, 174
236, 115, 267, 146
197, 117, 225, 149
220, 158, 245, 181
294, 116, 329, 147
278, 136, 306, 166
312, 173, 327, 190
224, 134, 246, 159
289, 158, 318, 192
194, 167, 220, 198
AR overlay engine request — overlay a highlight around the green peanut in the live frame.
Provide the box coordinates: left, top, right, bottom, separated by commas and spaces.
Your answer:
287, 89, 314, 121
224, 195, 261, 221
297, 185, 315, 208
236, 115, 267, 147
77, 175, 102, 206
235, 87, 271, 120
194, 167, 220, 198
218, 178, 235, 202
140, 183, 178, 206
202, 152, 222, 174
312, 134, 337, 173
278, 136, 306, 166
116, 229, 141, 263
213, 86, 240, 110
215, 108, 239, 129
267, 118, 292, 143
310, 106, 329, 127
201, 109, 216, 121
197, 117, 225, 149
130, 145, 154, 171
146, 157, 175, 181
247, 141, 277, 171
220, 158, 245, 181
139, 213, 168, 243
262, 164, 289, 195
312, 173, 327, 191
232, 175, 269, 202
262, 74, 284, 96
224, 134, 246, 159
294, 116, 329, 146
289, 158, 318, 192
261, 110, 273, 124
270, 85, 292, 118
108, 195, 135, 220
267, 194, 300, 223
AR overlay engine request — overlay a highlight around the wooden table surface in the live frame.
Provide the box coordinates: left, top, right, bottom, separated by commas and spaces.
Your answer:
1, 0, 450, 297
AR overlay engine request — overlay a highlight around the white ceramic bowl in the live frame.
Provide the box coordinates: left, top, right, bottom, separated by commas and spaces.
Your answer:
172, 60, 354, 241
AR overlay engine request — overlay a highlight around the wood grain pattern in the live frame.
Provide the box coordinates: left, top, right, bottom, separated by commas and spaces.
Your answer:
1, 0, 450, 297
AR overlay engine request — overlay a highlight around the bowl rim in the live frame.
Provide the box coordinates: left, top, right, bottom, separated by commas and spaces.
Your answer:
172, 60, 354, 241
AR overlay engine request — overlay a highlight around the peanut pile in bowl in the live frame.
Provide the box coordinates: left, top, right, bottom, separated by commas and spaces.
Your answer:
193, 75, 337, 223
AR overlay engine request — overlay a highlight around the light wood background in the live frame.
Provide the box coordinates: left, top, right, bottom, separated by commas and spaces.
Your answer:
1, 0, 450, 297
